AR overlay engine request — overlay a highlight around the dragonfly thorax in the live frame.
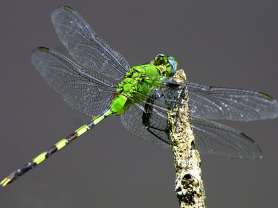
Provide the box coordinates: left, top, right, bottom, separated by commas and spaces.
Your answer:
110, 64, 164, 115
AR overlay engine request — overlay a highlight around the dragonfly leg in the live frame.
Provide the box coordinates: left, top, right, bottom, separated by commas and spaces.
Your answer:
164, 78, 184, 88
140, 94, 170, 145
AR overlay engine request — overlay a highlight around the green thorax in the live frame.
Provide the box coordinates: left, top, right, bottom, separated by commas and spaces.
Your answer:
110, 64, 164, 114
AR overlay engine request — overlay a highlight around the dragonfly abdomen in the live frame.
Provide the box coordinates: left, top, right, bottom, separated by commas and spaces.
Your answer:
0, 109, 112, 187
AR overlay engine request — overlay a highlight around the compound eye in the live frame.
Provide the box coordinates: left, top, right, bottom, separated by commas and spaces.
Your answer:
154, 54, 167, 65
155, 53, 166, 61
156, 53, 165, 58
168, 57, 177, 75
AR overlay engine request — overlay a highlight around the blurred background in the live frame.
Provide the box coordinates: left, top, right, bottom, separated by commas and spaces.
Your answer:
0, 0, 277, 207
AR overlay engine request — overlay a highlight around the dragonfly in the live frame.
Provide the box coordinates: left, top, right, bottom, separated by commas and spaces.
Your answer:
1, 5, 278, 188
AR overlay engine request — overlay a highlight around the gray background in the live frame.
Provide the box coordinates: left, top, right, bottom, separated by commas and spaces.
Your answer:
0, 0, 277, 207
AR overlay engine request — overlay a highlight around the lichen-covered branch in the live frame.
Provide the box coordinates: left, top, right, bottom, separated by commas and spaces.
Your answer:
168, 69, 206, 208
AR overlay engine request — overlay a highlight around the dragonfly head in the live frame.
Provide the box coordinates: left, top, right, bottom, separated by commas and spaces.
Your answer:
151, 54, 178, 77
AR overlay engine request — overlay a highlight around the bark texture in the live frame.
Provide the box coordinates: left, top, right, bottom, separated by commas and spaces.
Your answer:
168, 69, 206, 208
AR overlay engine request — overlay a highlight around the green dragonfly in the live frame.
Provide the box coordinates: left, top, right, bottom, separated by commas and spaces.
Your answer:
1, 5, 278, 188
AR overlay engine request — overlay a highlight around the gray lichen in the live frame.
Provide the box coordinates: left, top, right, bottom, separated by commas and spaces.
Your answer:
168, 69, 206, 208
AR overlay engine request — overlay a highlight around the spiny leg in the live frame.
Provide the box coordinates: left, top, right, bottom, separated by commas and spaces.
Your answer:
0, 109, 112, 188
142, 94, 170, 145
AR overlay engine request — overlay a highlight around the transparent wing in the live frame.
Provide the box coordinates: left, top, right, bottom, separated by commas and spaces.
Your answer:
187, 82, 278, 121
118, 75, 278, 123
31, 47, 115, 116
121, 92, 262, 159
128, 80, 184, 113
191, 117, 263, 159
51, 5, 129, 81
121, 103, 170, 148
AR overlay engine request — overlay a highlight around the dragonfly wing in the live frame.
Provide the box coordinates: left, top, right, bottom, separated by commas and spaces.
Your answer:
120, 85, 182, 145
191, 117, 262, 159
187, 82, 278, 121
121, 103, 170, 148
122, 91, 262, 159
51, 5, 130, 81
31, 47, 115, 116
